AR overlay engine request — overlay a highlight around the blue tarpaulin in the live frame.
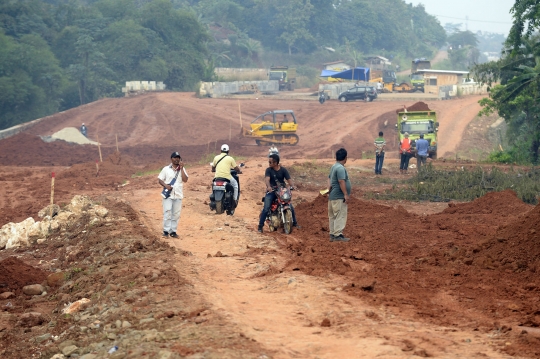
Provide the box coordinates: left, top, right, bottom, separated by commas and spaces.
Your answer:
320, 67, 371, 81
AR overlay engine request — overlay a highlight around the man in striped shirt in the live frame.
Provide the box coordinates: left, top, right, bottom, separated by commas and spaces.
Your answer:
374, 131, 386, 175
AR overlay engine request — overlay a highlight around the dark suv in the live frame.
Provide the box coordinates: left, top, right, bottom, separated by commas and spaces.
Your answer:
338, 86, 378, 102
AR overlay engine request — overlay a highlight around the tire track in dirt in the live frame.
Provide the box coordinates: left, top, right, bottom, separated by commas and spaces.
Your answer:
433, 95, 484, 158
130, 161, 511, 359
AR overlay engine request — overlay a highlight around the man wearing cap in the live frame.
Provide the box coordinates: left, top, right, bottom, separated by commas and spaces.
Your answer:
212, 144, 242, 204
80, 123, 87, 137
415, 134, 429, 171
158, 152, 188, 238
399, 132, 412, 174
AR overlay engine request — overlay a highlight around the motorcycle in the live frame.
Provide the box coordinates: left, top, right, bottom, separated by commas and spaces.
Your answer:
318, 91, 326, 104
265, 185, 294, 234
209, 170, 240, 215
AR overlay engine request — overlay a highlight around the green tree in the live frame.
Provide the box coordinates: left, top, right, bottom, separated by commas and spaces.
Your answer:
0, 31, 65, 130
268, 0, 315, 55
447, 30, 478, 49
140, 0, 209, 90
473, 0, 540, 163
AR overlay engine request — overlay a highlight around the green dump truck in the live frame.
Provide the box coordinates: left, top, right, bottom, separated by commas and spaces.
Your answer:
410, 59, 430, 92
269, 66, 296, 91
396, 110, 439, 159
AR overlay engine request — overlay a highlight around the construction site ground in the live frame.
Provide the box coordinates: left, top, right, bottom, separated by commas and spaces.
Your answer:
0, 92, 539, 359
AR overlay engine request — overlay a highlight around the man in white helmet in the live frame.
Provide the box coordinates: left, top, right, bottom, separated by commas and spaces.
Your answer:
212, 144, 242, 203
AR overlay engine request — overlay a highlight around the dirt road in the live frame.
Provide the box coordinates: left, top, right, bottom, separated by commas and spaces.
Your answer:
129, 161, 516, 358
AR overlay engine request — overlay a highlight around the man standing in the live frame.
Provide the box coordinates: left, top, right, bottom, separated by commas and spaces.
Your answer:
212, 144, 242, 204
399, 132, 412, 174
158, 152, 188, 238
327, 148, 350, 242
80, 123, 87, 137
268, 144, 279, 157
415, 134, 429, 171
374, 131, 386, 175
258, 154, 299, 233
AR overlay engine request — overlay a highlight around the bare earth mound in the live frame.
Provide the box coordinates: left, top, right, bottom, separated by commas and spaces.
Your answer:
0, 256, 48, 294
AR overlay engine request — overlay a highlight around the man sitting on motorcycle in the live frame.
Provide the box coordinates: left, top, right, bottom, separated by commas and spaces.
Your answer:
212, 144, 242, 204
257, 154, 300, 233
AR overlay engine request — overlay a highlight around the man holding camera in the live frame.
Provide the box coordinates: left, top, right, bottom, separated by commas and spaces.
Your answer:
158, 152, 188, 238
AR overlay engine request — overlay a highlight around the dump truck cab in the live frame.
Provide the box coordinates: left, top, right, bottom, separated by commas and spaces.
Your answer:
396, 111, 439, 158
269, 66, 296, 91
410, 73, 425, 92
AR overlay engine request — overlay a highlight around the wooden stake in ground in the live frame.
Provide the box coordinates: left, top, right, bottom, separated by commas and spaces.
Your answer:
115, 134, 119, 153
96, 160, 100, 177
238, 100, 242, 128
50, 172, 55, 218
229, 119, 232, 141
97, 134, 103, 162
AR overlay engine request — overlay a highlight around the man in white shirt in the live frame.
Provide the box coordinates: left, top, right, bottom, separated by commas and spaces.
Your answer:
268, 144, 279, 157
158, 152, 188, 238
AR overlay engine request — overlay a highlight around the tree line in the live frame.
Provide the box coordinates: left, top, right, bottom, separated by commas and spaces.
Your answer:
0, 0, 448, 130
473, 0, 540, 164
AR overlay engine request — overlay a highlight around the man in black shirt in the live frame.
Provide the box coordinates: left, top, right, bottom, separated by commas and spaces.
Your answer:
258, 154, 299, 232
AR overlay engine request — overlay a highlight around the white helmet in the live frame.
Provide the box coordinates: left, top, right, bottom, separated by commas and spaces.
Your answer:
221, 144, 229, 152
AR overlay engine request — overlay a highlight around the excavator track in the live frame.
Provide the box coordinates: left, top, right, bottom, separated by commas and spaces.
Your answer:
255, 134, 299, 146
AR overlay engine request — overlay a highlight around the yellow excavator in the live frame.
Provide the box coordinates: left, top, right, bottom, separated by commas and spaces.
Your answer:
241, 110, 299, 146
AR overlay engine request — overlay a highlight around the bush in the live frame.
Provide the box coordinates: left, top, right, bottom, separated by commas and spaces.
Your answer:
369, 164, 540, 204
488, 150, 513, 164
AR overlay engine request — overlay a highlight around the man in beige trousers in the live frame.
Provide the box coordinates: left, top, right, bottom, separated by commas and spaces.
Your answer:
327, 148, 351, 242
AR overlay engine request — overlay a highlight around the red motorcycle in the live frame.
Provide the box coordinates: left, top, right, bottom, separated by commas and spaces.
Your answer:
265, 185, 294, 234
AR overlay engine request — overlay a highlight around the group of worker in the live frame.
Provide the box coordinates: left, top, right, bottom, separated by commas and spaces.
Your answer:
398, 132, 430, 174
157, 135, 433, 243
374, 131, 430, 175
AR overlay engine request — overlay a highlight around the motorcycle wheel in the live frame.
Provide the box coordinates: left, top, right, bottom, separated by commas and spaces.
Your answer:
215, 200, 224, 214
226, 208, 235, 216
283, 209, 293, 234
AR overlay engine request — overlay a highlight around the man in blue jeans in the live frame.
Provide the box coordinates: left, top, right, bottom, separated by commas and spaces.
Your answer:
374, 131, 386, 175
415, 134, 430, 171
258, 154, 299, 233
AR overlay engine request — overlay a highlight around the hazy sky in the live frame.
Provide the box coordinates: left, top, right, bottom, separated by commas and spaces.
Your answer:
408, 0, 515, 35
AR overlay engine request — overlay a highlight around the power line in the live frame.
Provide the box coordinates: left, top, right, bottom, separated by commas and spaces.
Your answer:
433, 14, 512, 24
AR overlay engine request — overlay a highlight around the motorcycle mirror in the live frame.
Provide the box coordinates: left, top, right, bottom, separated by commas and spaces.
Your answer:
240, 163, 245, 167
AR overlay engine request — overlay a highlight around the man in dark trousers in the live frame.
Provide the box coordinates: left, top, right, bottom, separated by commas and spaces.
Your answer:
258, 154, 299, 233
399, 132, 412, 174
80, 123, 87, 137
327, 148, 351, 242
374, 131, 386, 175
415, 134, 430, 171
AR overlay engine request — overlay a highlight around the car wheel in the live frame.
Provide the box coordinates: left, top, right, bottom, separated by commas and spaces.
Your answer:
339, 96, 348, 102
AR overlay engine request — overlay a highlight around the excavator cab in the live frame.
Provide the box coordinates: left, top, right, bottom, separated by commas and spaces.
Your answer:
241, 110, 299, 146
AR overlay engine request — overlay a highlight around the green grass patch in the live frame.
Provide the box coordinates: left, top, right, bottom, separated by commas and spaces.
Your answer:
366, 164, 540, 204
131, 169, 161, 178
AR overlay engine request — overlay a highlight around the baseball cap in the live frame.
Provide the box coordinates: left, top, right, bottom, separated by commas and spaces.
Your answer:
170, 151, 181, 158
